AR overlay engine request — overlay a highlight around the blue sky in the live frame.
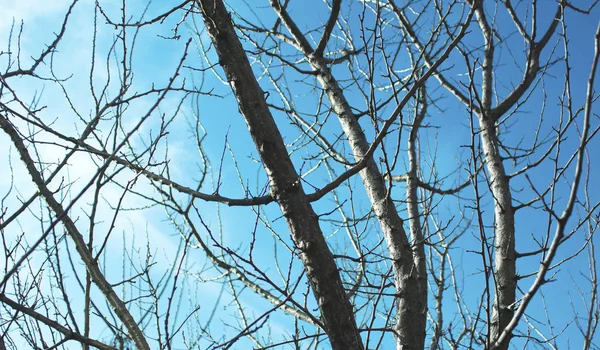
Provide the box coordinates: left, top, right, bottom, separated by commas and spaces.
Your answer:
1, 0, 599, 349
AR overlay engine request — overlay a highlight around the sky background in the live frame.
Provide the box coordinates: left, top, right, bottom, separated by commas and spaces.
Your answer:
1, 0, 599, 349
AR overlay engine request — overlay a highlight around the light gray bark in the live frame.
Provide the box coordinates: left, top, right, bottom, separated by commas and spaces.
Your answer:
311, 57, 426, 349
479, 116, 516, 349
268, 3, 470, 347
474, 5, 517, 345
472, 2, 517, 346
470, 2, 561, 347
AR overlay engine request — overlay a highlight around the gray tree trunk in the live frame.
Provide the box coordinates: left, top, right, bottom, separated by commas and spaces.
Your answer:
475, 3, 516, 347
309, 54, 426, 350
480, 117, 516, 349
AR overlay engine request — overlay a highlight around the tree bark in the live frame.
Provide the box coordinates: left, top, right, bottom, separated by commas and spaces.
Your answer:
480, 116, 516, 349
265, 4, 427, 348
311, 58, 426, 349
195, 1, 363, 349
473, 3, 516, 347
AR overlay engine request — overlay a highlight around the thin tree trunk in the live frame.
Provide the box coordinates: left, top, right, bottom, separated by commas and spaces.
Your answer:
468, 2, 517, 347
479, 116, 516, 349
309, 53, 426, 350
196, 1, 363, 349
405, 86, 428, 348
474, 4, 516, 347
266, 3, 475, 346
266, 5, 428, 342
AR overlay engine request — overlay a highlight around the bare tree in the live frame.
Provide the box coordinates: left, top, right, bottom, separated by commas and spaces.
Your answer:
1, 0, 599, 349
388, 1, 600, 348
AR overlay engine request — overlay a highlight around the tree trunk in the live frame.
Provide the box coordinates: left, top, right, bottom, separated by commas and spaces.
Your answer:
473, 2, 517, 346
479, 117, 516, 349
309, 54, 426, 350
196, 1, 363, 349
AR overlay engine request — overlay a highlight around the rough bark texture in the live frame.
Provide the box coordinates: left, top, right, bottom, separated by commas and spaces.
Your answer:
196, 1, 363, 349
405, 89, 428, 348
480, 116, 516, 349
474, 3, 516, 347
309, 54, 426, 350
266, 3, 432, 346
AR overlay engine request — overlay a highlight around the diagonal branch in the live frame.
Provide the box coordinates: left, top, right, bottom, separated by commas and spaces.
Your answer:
0, 293, 116, 350
0, 116, 150, 350
314, 0, 342, 57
